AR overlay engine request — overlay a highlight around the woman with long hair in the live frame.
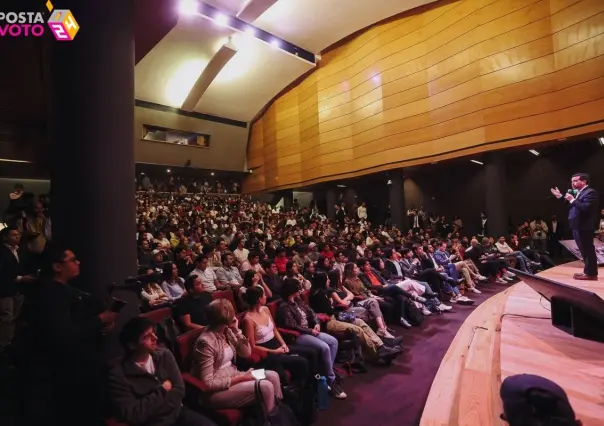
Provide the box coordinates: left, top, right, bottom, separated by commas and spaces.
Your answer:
191, 298, 282, 412
309, 273, 401, 362
160, 262, 185, 300
342, 263, 396, 340
241, 286, 314, 385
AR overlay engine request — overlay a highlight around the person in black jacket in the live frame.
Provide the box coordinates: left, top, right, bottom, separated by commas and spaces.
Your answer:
107, 317, 216, 426
0, 226, 36, 350
23, 247, 119, 425
551, 173, 599, 279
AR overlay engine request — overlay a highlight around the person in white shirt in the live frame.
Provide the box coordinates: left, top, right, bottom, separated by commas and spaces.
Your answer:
357, 202, 367, 221
215, 253, 244, 290
232, 239, 249, 266
190, 254, 223, 292
495, 236, 536, 272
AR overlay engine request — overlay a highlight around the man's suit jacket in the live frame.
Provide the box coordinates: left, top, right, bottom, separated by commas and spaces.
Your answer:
0, 244, 24, 297
568, 187, 599, 231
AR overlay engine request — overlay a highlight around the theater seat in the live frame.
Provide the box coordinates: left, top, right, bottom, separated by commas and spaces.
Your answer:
212, 290, 237, 312
105, 419, 128, 426
140, 306, 172, 323
176, 329, 243, 426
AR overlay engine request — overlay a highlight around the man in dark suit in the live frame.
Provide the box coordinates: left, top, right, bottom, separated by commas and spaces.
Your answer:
551, 172, 599, 280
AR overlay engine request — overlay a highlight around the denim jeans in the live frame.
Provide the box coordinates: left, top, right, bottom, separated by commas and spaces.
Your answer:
415, 281, 436, 296
296, 332, 338, 382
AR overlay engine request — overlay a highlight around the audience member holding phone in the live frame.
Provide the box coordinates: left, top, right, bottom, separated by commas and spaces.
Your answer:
191, 298, 283, 413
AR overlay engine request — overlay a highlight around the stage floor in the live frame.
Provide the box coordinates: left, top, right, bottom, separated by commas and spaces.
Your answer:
420, 261, 604, 426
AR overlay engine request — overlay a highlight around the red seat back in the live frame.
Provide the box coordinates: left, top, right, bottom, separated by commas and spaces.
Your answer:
267, 301, 279, 318
177, 328, 204, 370
140, 307, 172, 323
458, 247, 466, 260
212, 289, 237, 311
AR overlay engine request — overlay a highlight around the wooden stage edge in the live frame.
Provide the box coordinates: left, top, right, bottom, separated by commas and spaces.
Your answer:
419, 261, 604, 426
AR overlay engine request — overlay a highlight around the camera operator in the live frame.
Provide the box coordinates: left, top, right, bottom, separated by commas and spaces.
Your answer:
22, 247, 120, 425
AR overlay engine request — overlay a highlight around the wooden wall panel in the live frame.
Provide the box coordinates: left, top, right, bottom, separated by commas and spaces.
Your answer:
243, 0, 604, 193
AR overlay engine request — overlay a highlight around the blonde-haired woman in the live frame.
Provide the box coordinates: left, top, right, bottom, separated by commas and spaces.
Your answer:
191, 299, 282, 412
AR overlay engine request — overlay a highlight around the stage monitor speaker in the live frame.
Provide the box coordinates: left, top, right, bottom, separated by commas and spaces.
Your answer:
559, 238, 604, 266
511, 268, 604, 343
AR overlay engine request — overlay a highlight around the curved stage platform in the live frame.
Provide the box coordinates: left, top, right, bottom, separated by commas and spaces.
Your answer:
420, 261, 604, 426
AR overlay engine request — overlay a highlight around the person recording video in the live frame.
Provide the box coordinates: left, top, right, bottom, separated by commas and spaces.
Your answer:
550, 172, 599, 280
22, 247, 122, 425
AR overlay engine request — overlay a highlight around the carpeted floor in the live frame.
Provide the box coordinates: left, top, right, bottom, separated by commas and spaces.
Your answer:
314, 281, 511, 426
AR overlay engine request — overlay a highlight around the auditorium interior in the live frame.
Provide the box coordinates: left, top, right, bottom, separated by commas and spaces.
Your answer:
1, 0, 604, 425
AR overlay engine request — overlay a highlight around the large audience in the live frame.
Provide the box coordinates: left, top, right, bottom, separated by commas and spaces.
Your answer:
0, 176, 573, 426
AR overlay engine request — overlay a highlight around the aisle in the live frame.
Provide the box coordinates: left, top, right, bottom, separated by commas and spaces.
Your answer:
314, 282, 510, 426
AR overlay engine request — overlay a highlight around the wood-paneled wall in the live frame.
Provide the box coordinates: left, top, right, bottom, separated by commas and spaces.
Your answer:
244, 0, 604, 193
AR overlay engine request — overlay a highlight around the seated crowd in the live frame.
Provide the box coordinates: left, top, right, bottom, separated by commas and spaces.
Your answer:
120, 187, 560, 425
0, 181, 559, 426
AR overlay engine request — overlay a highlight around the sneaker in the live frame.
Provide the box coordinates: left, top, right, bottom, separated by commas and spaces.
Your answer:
457, 296, 472, 302
421, 307, 432, 316
378, 345, 402, 359
505, 272, 516, 278
504, 276, 514, 282
400, 317, 412, 328
329, 381, 347, 399
416, 296, 427, 303
478, 275, 489, 281
437, 303, 453, 311
384, 335, 404, 347
496, 278, 507, 284
470, 287, 482, 294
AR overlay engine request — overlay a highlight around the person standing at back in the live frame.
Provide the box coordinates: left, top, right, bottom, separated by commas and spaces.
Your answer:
551, 172, 599, 280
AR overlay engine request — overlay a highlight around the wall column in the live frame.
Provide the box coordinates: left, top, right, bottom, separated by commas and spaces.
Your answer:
50, 0, 138, 356
282, 190, 293, 211
485, 152, 508, 238
389, 170, 405, 230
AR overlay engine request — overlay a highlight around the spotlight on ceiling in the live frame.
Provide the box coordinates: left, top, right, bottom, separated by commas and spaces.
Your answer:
337, 184, 346, 188
244, 26, 256, 37
214, 13, 228, 26
270, 39, 280, 49
470, 160, 483, 165
180, 0, 198, 15
210, 172, 215, 176
599, 137, 604, 146
529, 149, 540, 156
166, 168, 171, 173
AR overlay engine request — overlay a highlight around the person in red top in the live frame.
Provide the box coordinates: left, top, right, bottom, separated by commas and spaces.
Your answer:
274, 248, 288, 275
321, 243, 335, 261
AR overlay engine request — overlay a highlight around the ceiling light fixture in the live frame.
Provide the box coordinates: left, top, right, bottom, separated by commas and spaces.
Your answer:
213, 13, 228, 26
178, 0, 316, 65
470, 160, 483, 165
211, 172, 215, 176
0, 158, 32, 163
179, 0, 198, 15
529, 149, 540, 156
166, 169, 171, 173
599, 137, 604, 146
337, 184, 346, 188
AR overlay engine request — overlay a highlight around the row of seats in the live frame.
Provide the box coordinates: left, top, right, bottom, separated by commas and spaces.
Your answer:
128, 289, 323, 426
